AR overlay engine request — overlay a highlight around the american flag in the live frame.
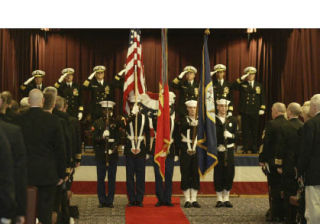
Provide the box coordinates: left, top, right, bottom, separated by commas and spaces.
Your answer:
123, 29, 146, 113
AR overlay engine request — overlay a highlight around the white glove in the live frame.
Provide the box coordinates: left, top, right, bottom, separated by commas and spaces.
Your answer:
24, 76, 35, 85
227, 111, 232, 117
240, 73, 249, 81
118, 68, 126, 77
174, 155, 179, 162
210, 71, 216, 77
103, 130, 110, 138
224, 130, 233, 139
108, 149, 113, 154
78, 112, 83, 121
178, 71, 188, 79
58, 73, 68, 83
88, 71, 96, 80
259, 110, 265, 115
146, 154, 150, 160
217, 145, 226, 152
191, 120, 198, 126
131, 103, 139, 115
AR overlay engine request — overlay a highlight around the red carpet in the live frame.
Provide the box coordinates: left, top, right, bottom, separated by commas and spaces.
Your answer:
125, 196, 190, 224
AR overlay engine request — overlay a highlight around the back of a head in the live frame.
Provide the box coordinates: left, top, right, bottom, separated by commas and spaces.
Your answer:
1, 91, 12, 105
310, 94, 320, 114
287, 102, 302, 117
43, 86, 57, 97
11, 100, 19, 113
55, 96, 65, 111
273, 102, 286, 114
43, 92, 56, 111
29, 89, 43, 107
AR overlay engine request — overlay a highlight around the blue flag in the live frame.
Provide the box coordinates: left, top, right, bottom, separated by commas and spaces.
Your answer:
197, 31, 218, 177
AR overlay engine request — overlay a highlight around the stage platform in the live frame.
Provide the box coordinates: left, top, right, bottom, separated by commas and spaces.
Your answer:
72, 154, 268, 195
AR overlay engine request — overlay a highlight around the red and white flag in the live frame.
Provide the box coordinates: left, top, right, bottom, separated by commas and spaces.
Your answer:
123, 29, 146, 113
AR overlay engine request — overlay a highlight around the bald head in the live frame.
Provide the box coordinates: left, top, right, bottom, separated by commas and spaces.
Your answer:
287, 102, 302, 119
301, 101, 311, 122
271, 102, 286, 119
310, 94, 320, 117
28, 89, 44, 107
55, 96, 65, 111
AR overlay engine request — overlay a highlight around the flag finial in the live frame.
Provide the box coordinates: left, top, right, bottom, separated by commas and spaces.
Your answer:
204, 29, 210, 35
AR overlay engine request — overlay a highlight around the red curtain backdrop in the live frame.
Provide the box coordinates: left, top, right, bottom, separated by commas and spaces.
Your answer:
1, 29, 320, 118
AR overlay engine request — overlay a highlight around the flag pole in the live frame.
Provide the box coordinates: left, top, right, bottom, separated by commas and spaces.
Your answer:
192, 29, 210, 146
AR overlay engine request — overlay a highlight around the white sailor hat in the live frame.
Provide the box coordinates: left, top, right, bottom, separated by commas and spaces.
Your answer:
185, 100, 197, 107
61, 68, 75, 75
169, 92, 176, 105
32, 70, 46, 77
128, 95, 141, 103
183, 66, 197, 74
216, 99, 230, 105
93, 65, 106, 73
99, 101, 116, 108
243, 66, 257, 74
213, 64, 226, 72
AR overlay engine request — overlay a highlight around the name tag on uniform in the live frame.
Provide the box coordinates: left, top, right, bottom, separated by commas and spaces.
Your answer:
242, 84, 248, 88
92, 85, 98, 88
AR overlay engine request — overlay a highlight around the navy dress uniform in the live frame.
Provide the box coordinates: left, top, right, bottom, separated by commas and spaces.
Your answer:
233, 66, 265, 153
92, 101, 119, 208
214, 99, 238, 208
20, 70, 46, 97
178, 100, 201, 208
54, 68, 84, 120
211, 64, 234, 115
142, 92, 178, 207
259, 113, 292, 222
170, 66, 199, 119
122, 96, 150, 207
82, 66, 115, 120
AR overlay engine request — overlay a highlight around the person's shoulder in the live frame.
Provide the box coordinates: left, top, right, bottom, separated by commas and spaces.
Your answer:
0, 120, 21, 134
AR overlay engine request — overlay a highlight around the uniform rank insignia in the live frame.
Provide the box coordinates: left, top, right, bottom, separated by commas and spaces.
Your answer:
256, 86, 261, 94
105, 86, 110, 94
73, 88, 79, 96
194, 88, 199, 96
224, 87, 229, 94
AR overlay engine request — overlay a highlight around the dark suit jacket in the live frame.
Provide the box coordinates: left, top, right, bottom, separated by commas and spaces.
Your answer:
298, 113, 320, 186
15, 107, 66, 186
20, 81, 46, 97
0, 120, 27, 216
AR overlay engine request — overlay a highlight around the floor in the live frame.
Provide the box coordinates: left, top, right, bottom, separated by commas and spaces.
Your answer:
71, 195, 280, 224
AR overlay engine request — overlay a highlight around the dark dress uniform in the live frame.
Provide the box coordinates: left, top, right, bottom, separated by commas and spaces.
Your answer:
259, 115, 292, 221
55, 82, 84, 118
170, 79, 199, 119
178, 116, 200, 191
212, 79, 234, 113
148, 109, 177, 206
92, 115, 119, 207
233, 79, 265, 153
20, 81, 46, 97
83, 78, 115, 120
214, 115, 238, 194
0, 126, 15, 220
0, 117, 27, 218
277, 118, 303, 224
15, 107, 67, 224
122, 112, 150, 206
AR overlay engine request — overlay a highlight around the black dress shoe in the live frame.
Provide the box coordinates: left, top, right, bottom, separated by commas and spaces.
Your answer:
215, 201, 224, 208
105, 203, 114, 208
184, 201, 192, 208
136, 202, 143, 207
98, 202, 107, 208
224, 201, 233, 208
155, 201, 163, 207
165, 202, 174, 207
192, 201, 201, 208
127, 202, 135, 207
